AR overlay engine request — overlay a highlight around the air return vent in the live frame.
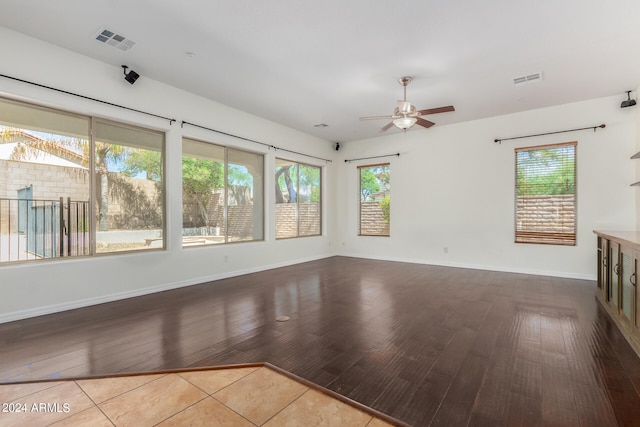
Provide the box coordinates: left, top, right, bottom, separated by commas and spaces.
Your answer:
513, 72, 542, 85
94, 28, 136, 51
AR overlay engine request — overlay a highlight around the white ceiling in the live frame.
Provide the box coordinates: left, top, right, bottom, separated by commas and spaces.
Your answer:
1, 0, 640, 143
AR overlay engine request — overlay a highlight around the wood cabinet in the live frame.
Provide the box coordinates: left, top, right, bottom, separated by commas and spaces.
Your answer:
596, 235, 608, 301
594, 230, 640, 355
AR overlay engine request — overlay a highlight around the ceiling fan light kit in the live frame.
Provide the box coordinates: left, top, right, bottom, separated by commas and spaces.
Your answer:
360, 76, 454, 133
393, 116, 417, 130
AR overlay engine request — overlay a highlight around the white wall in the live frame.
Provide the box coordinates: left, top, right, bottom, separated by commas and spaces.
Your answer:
0, 27, 337, 322
336, 95, 638, 279
1, 26, 637, 323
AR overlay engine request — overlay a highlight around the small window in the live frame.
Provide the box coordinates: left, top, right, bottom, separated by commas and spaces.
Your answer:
515, 142, 576, 245
275, 159, 321, 239
358, 163, 390, 236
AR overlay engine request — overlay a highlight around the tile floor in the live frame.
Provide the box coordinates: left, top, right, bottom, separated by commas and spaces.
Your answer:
0, 364, 401, 426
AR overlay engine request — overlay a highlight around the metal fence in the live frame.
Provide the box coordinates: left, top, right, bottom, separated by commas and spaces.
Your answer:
0, 197, 90, 263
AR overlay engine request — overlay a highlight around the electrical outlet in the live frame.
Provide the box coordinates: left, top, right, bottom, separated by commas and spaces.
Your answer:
224, 255, 228, 262
444, 247, 449, 254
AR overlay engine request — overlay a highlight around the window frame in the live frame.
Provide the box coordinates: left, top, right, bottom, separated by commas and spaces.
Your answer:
514, 141, 577, 246
358, 162, 390, 237
275, 158, 322, 239
0, 96, 167, 264
181, 137, 265, 247
92, 117, 166, 255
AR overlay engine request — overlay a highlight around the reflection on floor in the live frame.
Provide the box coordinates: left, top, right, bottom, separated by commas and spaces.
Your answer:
0, 363, 403, 426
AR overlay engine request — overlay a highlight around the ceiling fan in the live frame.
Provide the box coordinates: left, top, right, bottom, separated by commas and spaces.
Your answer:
360, 76, 455, 132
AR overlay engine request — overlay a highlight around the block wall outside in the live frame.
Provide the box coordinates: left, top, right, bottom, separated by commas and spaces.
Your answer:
98, 173, 162, 230
0, 159, 89, 233
0, 160, 165, 234
516, 194, 576, 233
275, 203, 321, 238
182, 194, 257, 240
360, 201, 390, 236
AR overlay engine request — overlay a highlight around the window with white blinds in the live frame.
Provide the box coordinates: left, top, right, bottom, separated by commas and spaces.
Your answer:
515, 142, 577, 245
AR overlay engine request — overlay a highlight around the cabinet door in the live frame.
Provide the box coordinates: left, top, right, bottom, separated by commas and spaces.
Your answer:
633, 250, 640, 339
597, 237, 609, 302
619, 245, 635, 325
609, 241, 620, 313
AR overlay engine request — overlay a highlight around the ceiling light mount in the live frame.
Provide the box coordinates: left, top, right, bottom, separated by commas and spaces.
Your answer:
122, 65, 139, 85
621, 90, 636, 108
398, 76, 412, 87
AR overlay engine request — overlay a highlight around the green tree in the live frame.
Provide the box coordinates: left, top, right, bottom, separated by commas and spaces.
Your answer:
379, 196, 390, 223
276, 164, 320, 204
228, 164, 253, 205
299, 164, 320, 203
516, 146, 575, 196
122, 150, 162, 181
360, 168, 380, 201
275, 165, 297, 203
182, 158, 224, 226
123, 151, 224, 226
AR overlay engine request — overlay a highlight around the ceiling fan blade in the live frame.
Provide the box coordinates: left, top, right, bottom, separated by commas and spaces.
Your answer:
380, 122, 395, 132
360, 115, 395, 121
417, 105, 455, 115
415, 117, 436, 129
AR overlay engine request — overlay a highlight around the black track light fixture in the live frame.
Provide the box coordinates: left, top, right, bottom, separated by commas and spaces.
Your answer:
121, 65, 139, 85
621, 90, 636, 108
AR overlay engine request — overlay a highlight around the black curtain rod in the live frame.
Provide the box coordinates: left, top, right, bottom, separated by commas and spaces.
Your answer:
181, 121, 332, 163
345, 153, 400, 163
0, 73, 177, 125
494, 124, 606, 144
181, 120, 272, 149
272, 146, 332, 163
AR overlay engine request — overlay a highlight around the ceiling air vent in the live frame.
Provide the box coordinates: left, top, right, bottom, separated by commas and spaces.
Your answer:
94, 28, 136, 51
513, 72, 542, 85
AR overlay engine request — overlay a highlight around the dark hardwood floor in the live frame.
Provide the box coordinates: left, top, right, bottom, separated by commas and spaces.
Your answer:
1, 256, 640, 426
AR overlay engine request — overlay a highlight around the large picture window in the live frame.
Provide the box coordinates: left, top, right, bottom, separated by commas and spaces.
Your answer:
0, 97, 165, 263
515, 142, 576, 245
275, 159, 321, 239
358, 163, 390, 237
182, 138, 264, 246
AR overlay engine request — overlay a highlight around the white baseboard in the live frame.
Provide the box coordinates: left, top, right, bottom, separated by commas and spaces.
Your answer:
336, 251, 597, 281
0, 254, 333, 324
